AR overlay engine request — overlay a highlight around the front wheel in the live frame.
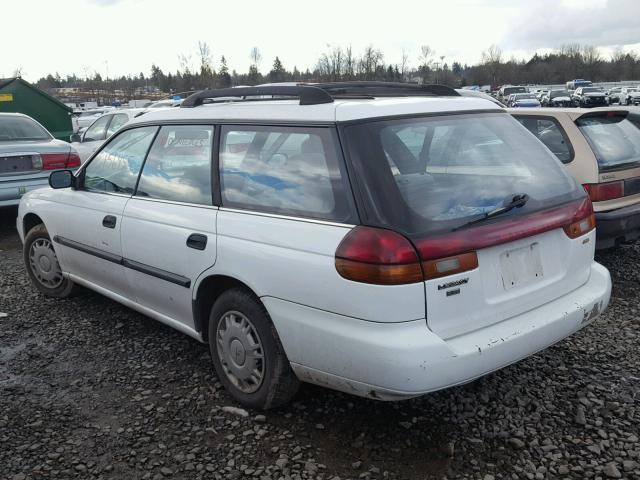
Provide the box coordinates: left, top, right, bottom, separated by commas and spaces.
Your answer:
23, 224, 79, 298
208, 288, 299, 409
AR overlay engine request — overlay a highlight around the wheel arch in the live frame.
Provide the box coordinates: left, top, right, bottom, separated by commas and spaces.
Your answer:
23, 212, 45, 237
193, 274, 262, 343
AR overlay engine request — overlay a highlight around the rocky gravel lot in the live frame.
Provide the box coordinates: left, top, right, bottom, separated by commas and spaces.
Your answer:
0, 207, 639, 480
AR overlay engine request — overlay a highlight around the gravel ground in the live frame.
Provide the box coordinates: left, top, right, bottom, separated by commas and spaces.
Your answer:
1, 207, 639, 480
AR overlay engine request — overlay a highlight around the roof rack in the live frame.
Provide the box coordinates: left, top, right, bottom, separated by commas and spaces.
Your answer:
313, 82, 460, 98
181, 85, 334, 107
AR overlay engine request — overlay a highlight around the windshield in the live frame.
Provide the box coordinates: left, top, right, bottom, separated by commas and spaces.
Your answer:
515, 94, 536, 100
344, 113, 582, 236
550, 90, 570, 98
0, 116, 51, 141
577, 114, 640, 172
80, 111, 103, 117
582, 88, 602, 94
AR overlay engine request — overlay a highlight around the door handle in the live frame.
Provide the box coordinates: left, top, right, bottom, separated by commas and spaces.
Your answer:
186, 233, 207, 250
102, 215, 117, 229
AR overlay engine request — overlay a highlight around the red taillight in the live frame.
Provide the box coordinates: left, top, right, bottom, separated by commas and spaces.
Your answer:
41, 152, 81, 170
336, 198, 595, 285
335, 227, 423, 285
41, 153, 69, 170
583, 182, 624, 202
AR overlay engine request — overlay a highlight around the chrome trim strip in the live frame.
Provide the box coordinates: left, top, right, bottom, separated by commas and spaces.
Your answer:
219, 207, 355, 228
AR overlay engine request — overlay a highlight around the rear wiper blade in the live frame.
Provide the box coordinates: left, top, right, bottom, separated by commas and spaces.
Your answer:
454, 194, 529, 231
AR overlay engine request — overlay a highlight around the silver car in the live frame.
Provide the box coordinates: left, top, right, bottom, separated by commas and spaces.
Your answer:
0, 113, 80, 207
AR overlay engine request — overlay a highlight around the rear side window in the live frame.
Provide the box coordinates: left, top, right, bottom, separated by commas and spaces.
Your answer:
514, 116, 573, 163
84, 126, 157, 194
219, 126, 352, 221
344, 113, 582, 236
136, 125, 213, 205
577, 115, 640, 172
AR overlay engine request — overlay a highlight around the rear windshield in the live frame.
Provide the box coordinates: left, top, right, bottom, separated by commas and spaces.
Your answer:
550, 90, 570, 98
344, 113, 582, 236
0, 116, 50, 141
577, 114, 640, 172
504, 87, 526, 95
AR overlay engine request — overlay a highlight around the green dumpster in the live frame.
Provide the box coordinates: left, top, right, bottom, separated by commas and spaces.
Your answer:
0, 77, 73, 141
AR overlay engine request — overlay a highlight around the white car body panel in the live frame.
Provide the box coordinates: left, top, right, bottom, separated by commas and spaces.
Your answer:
267, 261, 610, 399
209, 209, 425, 322
425, 229, 594, 339
121, 198, 218, 329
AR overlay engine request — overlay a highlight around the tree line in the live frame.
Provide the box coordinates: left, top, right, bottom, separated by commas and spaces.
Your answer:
35, 42, 640, 98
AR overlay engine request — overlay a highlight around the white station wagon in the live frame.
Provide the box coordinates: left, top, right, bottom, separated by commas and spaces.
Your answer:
17, 83, 612, 409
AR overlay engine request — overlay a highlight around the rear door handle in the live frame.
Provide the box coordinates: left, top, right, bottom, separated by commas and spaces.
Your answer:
186, 233, 207, 250
102, 215, 117, 229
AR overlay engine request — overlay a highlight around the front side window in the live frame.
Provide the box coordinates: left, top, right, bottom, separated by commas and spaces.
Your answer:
577, 114, 640, 172
514, 116, 573, 163
136, 125, 213, 205
219, 126, 351, 221
84, 115, 111, 142
83, 126, 157, 194
345, 113, 581, 236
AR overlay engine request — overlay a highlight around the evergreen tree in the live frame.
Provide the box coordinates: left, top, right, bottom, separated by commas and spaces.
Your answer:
269, 56, 286, 83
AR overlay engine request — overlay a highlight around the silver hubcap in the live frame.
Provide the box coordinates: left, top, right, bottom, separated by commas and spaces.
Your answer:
216, 311, 265, 393
29, 238, 63, 289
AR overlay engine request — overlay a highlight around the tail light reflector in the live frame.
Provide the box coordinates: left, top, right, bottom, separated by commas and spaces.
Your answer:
422, 252, 479, 280
583, 181, 624, 202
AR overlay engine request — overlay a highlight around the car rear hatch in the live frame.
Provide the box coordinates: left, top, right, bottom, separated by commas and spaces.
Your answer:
343, 111, 594, 339
576, 111, 640, 210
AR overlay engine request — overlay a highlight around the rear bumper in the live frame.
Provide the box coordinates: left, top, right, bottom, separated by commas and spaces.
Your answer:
265, 262, 611, 400
0, 175, 49, 207
595, 202, 640, 249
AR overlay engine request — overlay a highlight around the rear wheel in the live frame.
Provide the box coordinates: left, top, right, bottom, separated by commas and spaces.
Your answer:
23, 224, 79, 298
208, 288, 299, 409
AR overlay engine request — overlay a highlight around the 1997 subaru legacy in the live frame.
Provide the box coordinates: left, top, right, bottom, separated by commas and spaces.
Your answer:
17, 83, 612, 409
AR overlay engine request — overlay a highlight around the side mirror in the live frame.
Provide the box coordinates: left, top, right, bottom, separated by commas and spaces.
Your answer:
49, 169, 75, 189
70, 133, 81, 142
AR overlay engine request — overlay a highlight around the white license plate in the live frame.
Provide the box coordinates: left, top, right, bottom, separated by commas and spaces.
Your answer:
500, 242, 544, 290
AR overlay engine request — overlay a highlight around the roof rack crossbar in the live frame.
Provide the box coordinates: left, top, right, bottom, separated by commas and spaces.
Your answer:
313, 81, 460, 97
181, 85, 334, 107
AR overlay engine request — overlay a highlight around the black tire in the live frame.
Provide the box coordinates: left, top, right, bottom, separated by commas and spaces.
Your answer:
23, 224, 79, 298
208, 288, 299, 409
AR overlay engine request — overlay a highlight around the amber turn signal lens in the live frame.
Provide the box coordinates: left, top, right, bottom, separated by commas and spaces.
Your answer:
422, 252, 479, 280
563, 214, 596, 239
335, 258, 424, 285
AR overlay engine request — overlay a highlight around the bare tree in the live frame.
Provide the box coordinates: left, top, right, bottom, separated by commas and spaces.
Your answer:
359, 45, 384, 80
419, 45, 435, 82
250, 47, 262, 68
400, 49, 410, 79
481, 44, 503, 86
344, 45, 355, 79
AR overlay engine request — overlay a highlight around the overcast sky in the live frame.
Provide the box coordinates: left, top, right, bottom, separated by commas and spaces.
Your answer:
3, 0, 640, 82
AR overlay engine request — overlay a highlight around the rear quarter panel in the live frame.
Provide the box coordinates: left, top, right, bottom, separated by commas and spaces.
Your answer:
199, 209, 426, 323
